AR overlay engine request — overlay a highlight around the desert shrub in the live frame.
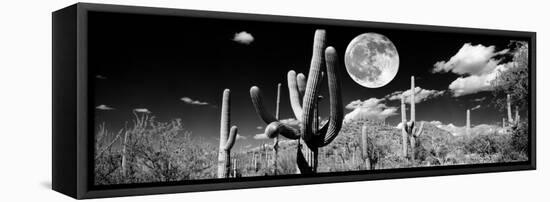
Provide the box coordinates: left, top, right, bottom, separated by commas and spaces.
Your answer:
94, 114, 216, 185
510, 121, 528, 154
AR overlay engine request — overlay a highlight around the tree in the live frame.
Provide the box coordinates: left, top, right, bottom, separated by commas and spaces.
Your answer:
491, 41, 529, 111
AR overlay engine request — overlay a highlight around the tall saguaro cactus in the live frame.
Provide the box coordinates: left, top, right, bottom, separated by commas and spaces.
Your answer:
401, 76, 424, 161
250, 29, 343, 174
466, 109, 471, 136
400, 96, 408, 157
361, 125, 374, 170
272, 83, 281, 175
506, 94, 521, 127
121, 131, 129, 177
217, 89, 238, 178
507, 94, 513, 124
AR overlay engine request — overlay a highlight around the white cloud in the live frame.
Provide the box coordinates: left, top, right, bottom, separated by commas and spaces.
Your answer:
432, 43, 513, 97
253, 133, 268, 140
473, 97, 486, 102
385, 87, 445, 104
447, 63, 510, 96
180, 97, 209, 106
134, 108, 151, 113
395, 122, 403, 129
432, 43, 507, 75
344, 98, 398, 122
96, 104, 114, 110
256, 126, 263, 130
233, 31, 254, 45
236, 134, 247, 140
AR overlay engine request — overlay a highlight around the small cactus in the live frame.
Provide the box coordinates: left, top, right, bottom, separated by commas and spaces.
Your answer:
250, 29, 343, 174
217, 89, 238, 178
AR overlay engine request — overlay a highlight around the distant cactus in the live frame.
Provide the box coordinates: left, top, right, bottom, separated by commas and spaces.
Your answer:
401, 76, 424, 161
250, 29, 343, 174
466, 109, 471, 136
232, 158, 238, 178
507, 94, 513, 124
217, 89, 238, 178
361, 125, 375, 170
506, 94, 521, 127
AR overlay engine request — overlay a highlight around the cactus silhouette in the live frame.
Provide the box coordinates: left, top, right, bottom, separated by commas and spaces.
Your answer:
401, 76, 424, 161
250, 29, 343, 174
217, 89, 238, 178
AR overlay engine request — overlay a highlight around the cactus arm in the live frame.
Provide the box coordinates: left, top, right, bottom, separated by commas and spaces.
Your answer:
224, 126, 238, 150
250, 86, 278, 124
287, 71, 304, 121
265, 121, 300, 140
297, 73, 307, 96
316, 47, 343, 147
302, 29, 326, 142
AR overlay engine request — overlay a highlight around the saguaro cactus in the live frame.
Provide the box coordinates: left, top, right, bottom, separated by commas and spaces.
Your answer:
272, 83, 281, 175
401, 76, 424, 161
121, 131, 129, 177
232, 158, 238, 178
361, 125, 374, 170
506, 94, 521, 126
250, 29, 343, 174
515, 106, 520, 124
466, 109, 471, 136
400, 95, 408, 157
217, 89, 238, 178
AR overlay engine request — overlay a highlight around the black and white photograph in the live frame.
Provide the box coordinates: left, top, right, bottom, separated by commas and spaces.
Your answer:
89, 10, 532, 186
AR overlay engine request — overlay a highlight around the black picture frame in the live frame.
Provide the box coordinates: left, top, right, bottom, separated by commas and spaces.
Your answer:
52, 3, 536, 199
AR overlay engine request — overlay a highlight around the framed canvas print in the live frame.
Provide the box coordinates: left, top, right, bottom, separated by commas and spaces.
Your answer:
52, 3, 536, 199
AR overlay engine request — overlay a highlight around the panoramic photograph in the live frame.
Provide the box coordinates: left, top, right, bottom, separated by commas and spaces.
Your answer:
89, 12, 531, 185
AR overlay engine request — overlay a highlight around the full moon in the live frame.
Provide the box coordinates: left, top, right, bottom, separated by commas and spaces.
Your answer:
344, 33, 399, 88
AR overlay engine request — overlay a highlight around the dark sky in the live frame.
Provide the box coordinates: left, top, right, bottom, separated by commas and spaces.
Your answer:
89, 11, 529, 149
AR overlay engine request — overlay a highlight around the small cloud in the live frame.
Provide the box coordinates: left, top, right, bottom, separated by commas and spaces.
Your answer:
470, 105, 481, 111
344, 98, 398, 122
96, 75, 107, 79
253, 133, 268, 140
96, 104, 115, 110
256, 126, 264, 130
473, 97, 486, 102
134, 108, 151, 113
180, 97, 209, 106
236, 134, 247, 140
395, 122, 404, 129
429, 120, 443, 126
385, 87, 445, 104
233, 31, 254, 45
